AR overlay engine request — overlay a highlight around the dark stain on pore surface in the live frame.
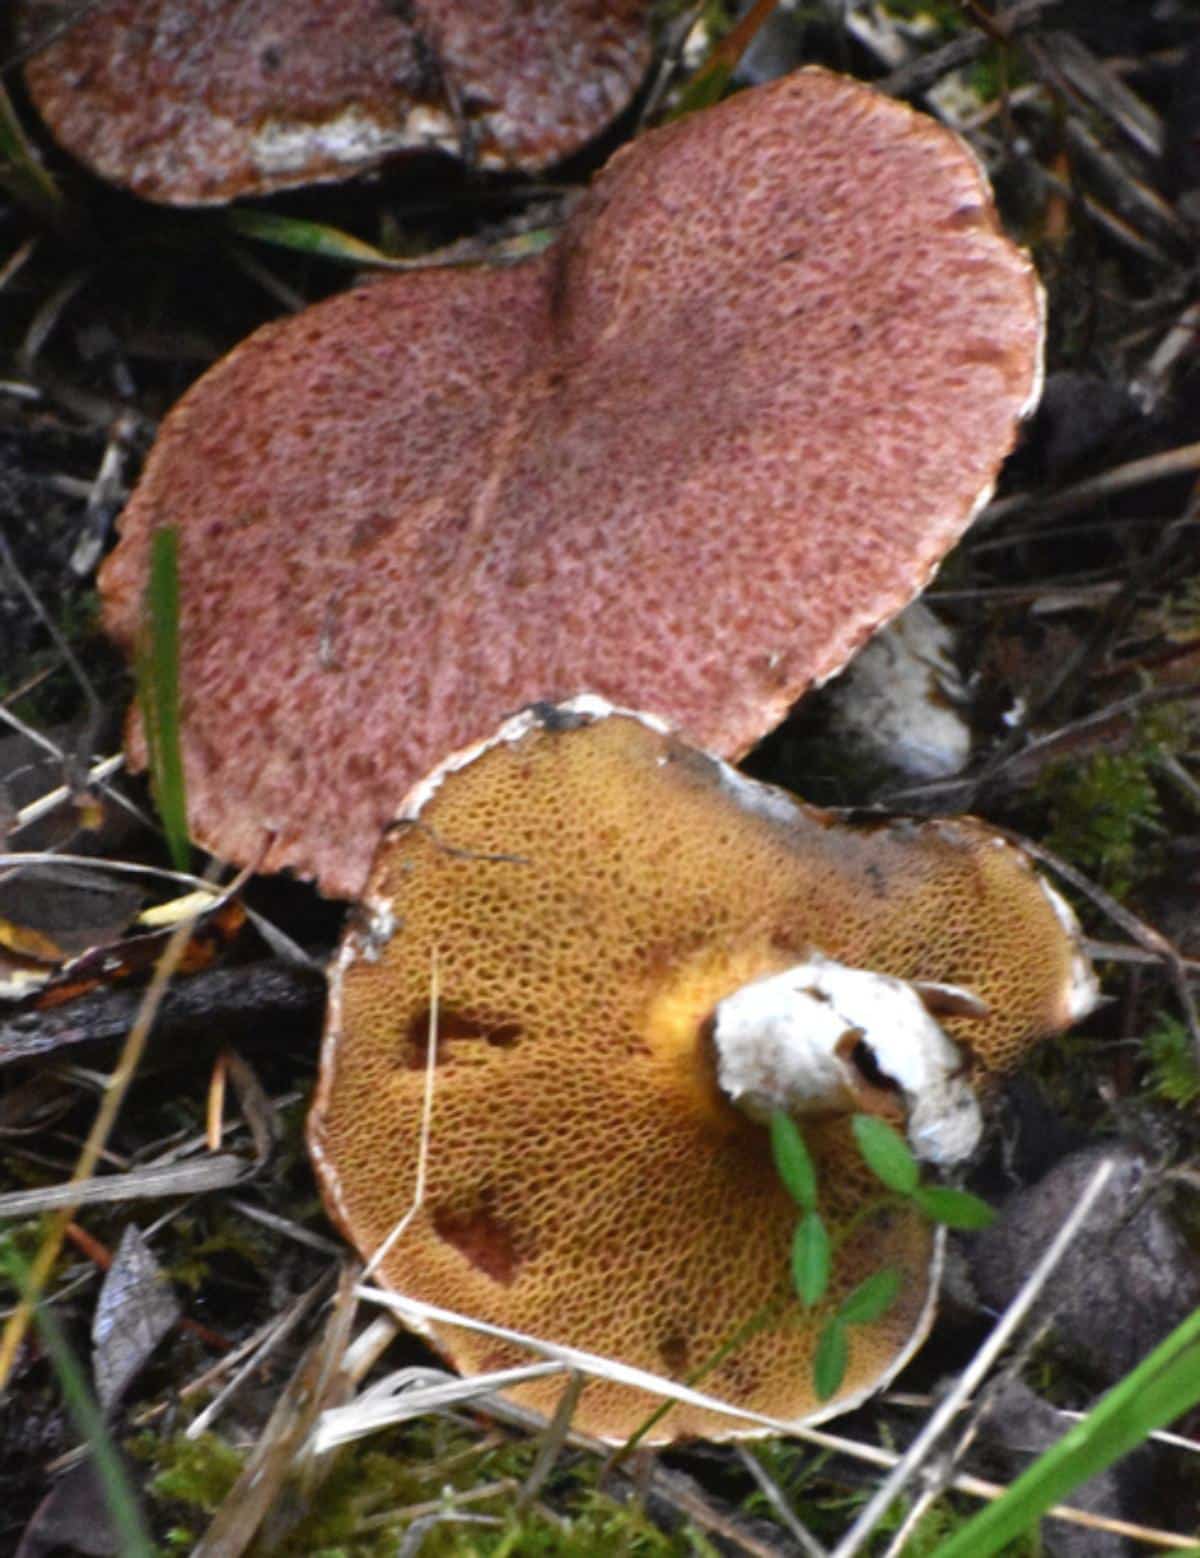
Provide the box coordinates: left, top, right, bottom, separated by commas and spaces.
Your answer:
433, 1190, 523, 1285
404, 1006, 524, 1067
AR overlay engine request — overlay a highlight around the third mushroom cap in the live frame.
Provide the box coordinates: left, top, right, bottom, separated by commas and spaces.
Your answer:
309, 699, 1098, 1443
17, 0, 654, 203
99, 69, 1045, 897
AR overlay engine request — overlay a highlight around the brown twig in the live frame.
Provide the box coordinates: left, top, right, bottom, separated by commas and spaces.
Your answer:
981, 441, 1200, 529
878, 0, 1055, 99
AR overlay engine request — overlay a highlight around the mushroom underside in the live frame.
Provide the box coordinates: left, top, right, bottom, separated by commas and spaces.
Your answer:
309, 702, 1094, 1441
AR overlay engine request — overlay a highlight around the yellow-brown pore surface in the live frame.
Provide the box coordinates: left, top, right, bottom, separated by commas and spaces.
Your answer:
309, 708, 1085, 1441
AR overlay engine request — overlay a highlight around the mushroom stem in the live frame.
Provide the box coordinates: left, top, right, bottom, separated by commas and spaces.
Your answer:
710, 954, 983, 1167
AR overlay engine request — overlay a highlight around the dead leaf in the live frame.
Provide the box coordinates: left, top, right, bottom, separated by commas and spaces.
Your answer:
92, 1224, 180, 1413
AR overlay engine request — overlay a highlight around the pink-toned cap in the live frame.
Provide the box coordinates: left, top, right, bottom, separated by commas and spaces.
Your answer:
100, 69, 1044, 897
17, 0, 652, 204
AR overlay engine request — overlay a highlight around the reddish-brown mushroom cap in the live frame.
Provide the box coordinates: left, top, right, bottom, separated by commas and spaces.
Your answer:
17, 0, 652, 203
308, 699, 1095, 1442
100, 69, 1044, 897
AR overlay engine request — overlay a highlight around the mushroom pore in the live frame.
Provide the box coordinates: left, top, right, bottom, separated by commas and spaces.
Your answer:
308, 700, 1097, 1442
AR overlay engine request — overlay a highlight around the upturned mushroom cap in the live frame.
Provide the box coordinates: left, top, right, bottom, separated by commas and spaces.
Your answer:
17, 0, 652, 203
308, 699, 1096, 1442
100, 69, 1044, 896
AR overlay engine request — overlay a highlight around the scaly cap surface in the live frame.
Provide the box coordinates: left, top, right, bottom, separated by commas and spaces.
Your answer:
100, 69, 1044, 894
18, 0, 652, 203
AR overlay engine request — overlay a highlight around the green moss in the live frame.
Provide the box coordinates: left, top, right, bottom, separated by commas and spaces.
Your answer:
739, 1439, 840, 1538
136, 1411, 1047, 1554
1038, 726, 1169, 900
137, 1418, 725, 1556
882, 1497, 1039, 1555
1144, 1015, 1200, 1108
140, 1428, 244, 1548
1147, 573, 1200, 645
741, 1440, 1041, 1555
0, 590, 130, 728
968, 49, 1010, 103
160, 1209, 274, 1291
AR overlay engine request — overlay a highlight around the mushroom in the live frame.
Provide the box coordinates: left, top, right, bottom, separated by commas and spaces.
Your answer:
16, 0, 653, 204
99, 68, 1044, 898
308, 698, 1097, 1442
825, 601, 973, 783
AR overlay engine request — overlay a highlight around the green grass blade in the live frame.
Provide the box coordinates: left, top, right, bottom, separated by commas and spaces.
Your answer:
667, 0, 782, 122
670, 60, 734, 119
136, 526, 190, 871
1, 1240, 153, 1558
0, 78, 66, 226
931, 1304, 1200, 1558
226, 209, 401, 267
